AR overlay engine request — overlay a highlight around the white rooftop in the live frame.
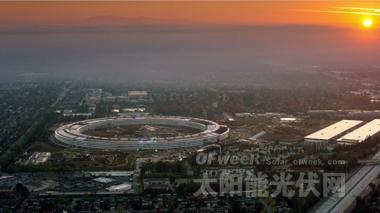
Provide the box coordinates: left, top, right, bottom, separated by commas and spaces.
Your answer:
128, 91, 148, 96
93, 177, 115, 184
280, 117, 297, 121
305, 120, 363, 141
337, 119, 380, 143
106, 183, 132, 191
89, 171, 134, 177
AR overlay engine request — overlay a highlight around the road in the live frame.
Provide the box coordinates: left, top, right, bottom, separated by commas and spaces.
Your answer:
0, 85, 71, 166
311, 149, 380, 213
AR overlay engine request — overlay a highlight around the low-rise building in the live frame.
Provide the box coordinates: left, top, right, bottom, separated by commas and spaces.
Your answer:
337, 119, 380, 144
304, 120, 363, 143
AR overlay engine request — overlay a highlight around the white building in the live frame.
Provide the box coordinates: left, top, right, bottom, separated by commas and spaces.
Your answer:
55, 116, 229, 151
280, 117, 299, 123
128, 91, 148, 97
304, 120, 363, 143
337, 119, 380, 144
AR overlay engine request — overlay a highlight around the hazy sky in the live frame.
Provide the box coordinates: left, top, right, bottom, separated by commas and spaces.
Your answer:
0, 1, 379, 27
1, 1, 380, 84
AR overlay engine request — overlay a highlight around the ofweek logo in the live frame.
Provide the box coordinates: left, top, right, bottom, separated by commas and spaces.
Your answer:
195, 144, 334, 167
193, 145, 346, 199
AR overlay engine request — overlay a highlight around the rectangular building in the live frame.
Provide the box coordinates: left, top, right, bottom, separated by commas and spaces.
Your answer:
304, 120, 363, 143
128, 91, 148, 97
337, 119, 380, 144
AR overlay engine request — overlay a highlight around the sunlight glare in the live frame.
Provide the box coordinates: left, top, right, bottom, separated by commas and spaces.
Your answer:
362, 18, 373, 28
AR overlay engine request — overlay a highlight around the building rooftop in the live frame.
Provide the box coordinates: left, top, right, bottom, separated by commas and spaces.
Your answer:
106, 183, 132, 191
128, 91, 148, 96
305, 120, 363, 141
93, 177, 115, 184
337, 119, 380, 143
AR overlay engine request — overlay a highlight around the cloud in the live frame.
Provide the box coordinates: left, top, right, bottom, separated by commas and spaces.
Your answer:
335, 7, 380, 13
302, 6, 380, 16
314, 10, 380, 16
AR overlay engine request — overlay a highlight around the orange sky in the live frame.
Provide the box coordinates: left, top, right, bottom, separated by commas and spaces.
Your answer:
1, 1, 380, 28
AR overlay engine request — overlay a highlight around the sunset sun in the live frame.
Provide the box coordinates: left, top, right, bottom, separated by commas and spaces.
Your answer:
362, 18, 373, 28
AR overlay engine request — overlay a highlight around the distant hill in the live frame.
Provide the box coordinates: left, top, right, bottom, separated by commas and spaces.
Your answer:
83, 16, 189, 26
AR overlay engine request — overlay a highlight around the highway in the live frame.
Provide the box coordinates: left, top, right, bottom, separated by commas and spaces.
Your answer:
311, 149, 380, 213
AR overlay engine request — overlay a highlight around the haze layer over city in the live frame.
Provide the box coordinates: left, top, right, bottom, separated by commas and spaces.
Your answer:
1, 1, 380, 86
